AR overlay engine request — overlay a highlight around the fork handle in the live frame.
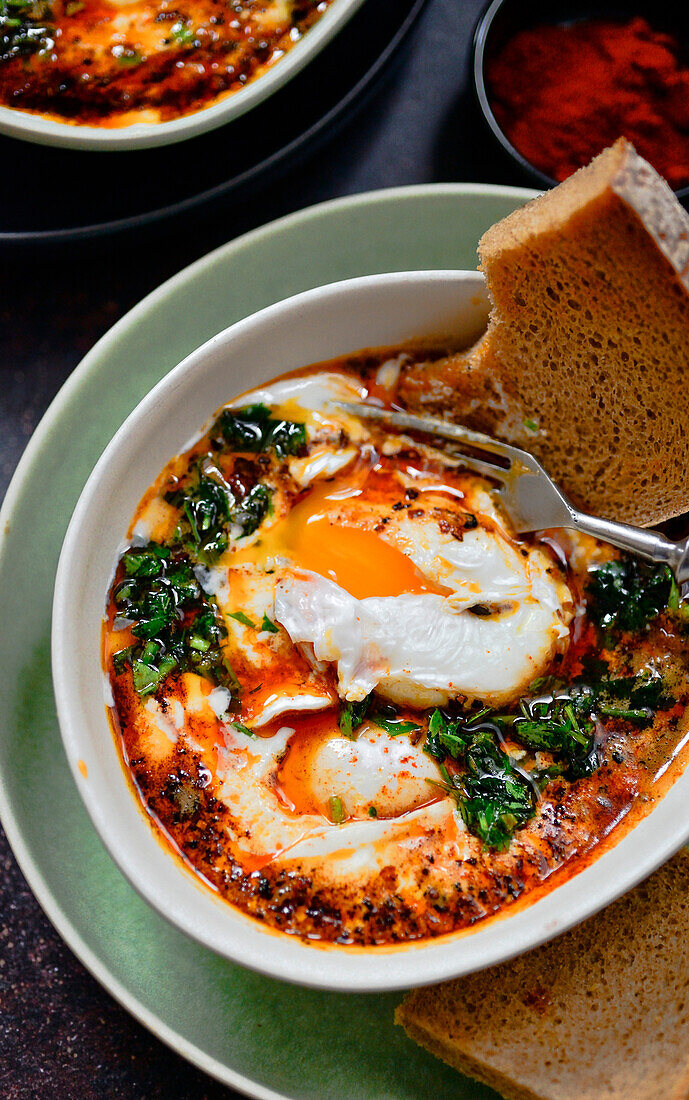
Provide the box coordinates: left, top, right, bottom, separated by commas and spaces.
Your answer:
572, 511, 689, 583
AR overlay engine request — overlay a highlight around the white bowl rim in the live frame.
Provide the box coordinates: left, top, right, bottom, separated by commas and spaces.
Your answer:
0, 0, 365, 151
52, 268, 689, 993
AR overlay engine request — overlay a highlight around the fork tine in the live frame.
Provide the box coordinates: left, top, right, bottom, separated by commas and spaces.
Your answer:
449, 453, 508, 482
332, 401, 522, 468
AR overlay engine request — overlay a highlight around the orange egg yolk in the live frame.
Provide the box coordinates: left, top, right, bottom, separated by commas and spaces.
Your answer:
232, 477, 449, 600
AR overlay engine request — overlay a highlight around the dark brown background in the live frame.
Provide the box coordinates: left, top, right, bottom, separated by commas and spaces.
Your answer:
0, 0, 531, 1094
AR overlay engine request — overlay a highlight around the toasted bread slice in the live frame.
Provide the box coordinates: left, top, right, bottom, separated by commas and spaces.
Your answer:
399, 139, 689, 526
396, 848, 689, 1100
478, 138, 689, 526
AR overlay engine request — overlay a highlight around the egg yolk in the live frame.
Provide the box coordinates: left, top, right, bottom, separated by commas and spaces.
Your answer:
232, 477, 449, 600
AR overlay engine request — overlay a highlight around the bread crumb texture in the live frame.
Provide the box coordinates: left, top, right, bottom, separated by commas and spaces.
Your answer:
479, 139, 689, 527
396, 848, 689, 1100
401, 139, 689, 527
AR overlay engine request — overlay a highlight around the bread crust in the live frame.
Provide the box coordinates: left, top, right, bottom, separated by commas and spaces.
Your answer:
477, 139, 689, 526
396, 849, 689, 1100
399, 140, 689, 526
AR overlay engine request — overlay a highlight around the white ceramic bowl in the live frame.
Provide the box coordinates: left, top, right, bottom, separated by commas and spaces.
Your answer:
52, 270, 689, 992
0, 0, 365, 151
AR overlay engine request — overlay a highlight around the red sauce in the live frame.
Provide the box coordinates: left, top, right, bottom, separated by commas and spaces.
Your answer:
104, 347, 689, 946
0, 0, 330, 126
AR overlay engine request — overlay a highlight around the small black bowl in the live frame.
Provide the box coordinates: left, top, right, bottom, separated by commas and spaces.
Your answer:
473, 0, 689, 202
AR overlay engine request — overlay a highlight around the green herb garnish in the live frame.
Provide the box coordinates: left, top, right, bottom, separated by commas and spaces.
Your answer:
231, 483, 271, 538
511, 698, 598, 779
165, 467, 232, 562
339, 694, 372, 739
213, 404, 307, 458
587, 558, 673, 633
369, 706, 421, 736
116, 47, 142, 66
165, 463, 272, 557
0, 0, 52, 62
441, 730, 536, 851
169, 18, 196, 45
424, 709, 471, 762
329, 795, 346, 824
229, 611, 256, 629
260, 612, 279, 633
112, 542, 236, 697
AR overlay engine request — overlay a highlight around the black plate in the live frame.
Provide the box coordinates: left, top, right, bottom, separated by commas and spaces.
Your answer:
0, 0, 425, 243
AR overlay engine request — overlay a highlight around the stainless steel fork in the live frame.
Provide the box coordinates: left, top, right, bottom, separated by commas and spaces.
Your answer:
334, 402, 689, 584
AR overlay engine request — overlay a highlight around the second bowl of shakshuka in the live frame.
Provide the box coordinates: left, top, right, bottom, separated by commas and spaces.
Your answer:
52, 270, 689, 992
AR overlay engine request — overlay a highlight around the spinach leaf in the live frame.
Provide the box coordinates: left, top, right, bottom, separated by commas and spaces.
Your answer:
213, 404, 306, 458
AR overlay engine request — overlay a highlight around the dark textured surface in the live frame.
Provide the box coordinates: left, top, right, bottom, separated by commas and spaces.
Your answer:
0, 0, 523, 1093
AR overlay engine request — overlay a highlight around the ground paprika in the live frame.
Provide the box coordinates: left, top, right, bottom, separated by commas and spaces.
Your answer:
486, 16, 689, 190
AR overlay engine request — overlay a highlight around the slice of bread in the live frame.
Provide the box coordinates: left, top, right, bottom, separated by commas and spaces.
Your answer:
400, 139, 689, 526
396, 848, 689, 1100
477, 138, 689, 526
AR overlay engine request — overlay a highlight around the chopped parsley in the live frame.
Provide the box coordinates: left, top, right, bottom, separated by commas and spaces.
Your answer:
1, 0, 52, 62
111, 542, 236, 697
424, 711, 537, 848
338, 696, 420, 738
169, 18, 197, 45
339, 695, 372, 739
165, 462, 272, 560
425, 708, 472, 762
510, 698, 598, 779
421, 655, 679, 851
260, 612, 279, 633
587, 558, 673, 633
229, 611, 256, 629
165, 467, 232, 562
369, 705, 421, 736
115, 47, 142, 66
213, 404, 307, 458
430, 728, 536, 851
230, 482, 271, 538
570, 668, 674, 731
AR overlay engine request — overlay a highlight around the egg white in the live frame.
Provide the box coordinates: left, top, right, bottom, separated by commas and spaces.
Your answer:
125, 368, 575, 877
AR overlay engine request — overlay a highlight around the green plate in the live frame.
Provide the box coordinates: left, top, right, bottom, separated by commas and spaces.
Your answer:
0, 184, 536, 1099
